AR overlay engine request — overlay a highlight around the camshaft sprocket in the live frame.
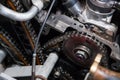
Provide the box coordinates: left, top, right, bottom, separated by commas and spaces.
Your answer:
42, 31, 104, 67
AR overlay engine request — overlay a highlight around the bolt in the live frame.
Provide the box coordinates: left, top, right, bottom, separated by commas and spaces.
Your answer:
75, 50, 88, 60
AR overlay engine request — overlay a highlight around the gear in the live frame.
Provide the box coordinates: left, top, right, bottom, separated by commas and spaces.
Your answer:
63, 32, 102, 67
43, 31, 103, 67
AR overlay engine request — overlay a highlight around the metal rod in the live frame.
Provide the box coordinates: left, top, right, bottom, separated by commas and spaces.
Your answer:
0, 49, 6, 63
36, 53, 58, 80
0, 5, 38, 21
0, 0, 43, 21
32, 0, 56, 80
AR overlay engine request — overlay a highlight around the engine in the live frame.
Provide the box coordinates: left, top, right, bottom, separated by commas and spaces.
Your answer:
0, 0, 120, 80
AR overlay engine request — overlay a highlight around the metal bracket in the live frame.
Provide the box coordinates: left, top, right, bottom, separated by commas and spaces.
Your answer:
41, 14, 120, 61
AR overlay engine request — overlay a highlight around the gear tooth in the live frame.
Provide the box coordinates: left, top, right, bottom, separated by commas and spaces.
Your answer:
76, 32, 80, 37
72, 31, 76, 35
71, 34, 74, 37
66, 32, 71, 36
65, 31, 71, 36
43, 29, 105, 68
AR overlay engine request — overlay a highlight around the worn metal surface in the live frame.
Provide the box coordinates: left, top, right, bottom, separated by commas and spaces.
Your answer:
41, 14, 120, 61
89, 54, 120, 80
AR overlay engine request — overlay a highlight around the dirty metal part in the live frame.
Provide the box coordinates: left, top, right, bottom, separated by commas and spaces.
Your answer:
40, 14, 120, 61
53, 66, 75, 80
63, 32, 102, 67
32, 0, 56, 79
82, 9, 117, 34
111, 61, 120, 71
0, 30, 28, 65
87, 0, 114, 14
7, 0, 42, 64
4, 53, 58, 80
62, 0, 84, 17
81, 0, 116, 31
74, 45, 91, 60
91, 26, 114, 42
42, 31, 105, 68
89, 54, 120, 80
90, 66, 120, 80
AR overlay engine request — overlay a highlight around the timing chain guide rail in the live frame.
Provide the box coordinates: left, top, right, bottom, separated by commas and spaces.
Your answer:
7, 0, 44, 64
0, 29, 28, 65
43, 14, 120, 61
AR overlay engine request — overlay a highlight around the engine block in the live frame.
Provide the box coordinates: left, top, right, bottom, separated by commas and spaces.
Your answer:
0, 0, 120, 80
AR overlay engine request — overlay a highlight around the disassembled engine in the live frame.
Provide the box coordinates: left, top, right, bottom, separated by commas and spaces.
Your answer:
0, 0, 120, 80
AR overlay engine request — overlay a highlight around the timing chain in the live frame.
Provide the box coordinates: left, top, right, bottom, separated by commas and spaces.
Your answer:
0, 28, 28, 65
54, 67, 75, 80
62, 71, 74, 80
42, 31, 105, 61
42, 31, 105, 80
9, 0, 37, 48
60, 69, 74, 80
7, 0, 45, 64
43, 31, 104, 50
42, 31, 105, 62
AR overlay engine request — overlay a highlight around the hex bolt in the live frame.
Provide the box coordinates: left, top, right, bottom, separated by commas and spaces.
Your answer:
75, 50, 88, 60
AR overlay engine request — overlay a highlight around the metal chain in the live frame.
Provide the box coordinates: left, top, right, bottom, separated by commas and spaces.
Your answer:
10, 0, 36, 45
8, 0, 45, 64
42, 31, 104, 80
54, 67, 75, 80
43, 31, 103, 50
0, 28, 28, 65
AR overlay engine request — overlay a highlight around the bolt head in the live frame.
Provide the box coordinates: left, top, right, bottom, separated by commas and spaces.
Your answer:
75, 50, 88, 60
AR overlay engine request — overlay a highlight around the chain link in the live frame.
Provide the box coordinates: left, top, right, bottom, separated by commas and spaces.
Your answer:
43, 31, 103, 50
0, 28, 28, 65
8, 0, 45, 64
